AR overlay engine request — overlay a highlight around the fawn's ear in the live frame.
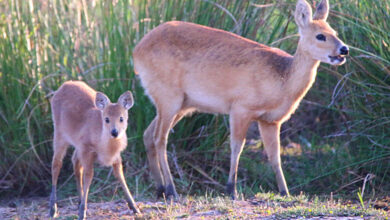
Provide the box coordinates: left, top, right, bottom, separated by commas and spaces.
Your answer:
118, 91, 134, 110
313, 0, 329, 20
95, 92, 110, 110
295, 0, 313, 29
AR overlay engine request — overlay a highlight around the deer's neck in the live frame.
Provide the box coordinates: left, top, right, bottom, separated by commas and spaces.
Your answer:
285, 44, 320, 102
97, 130, 127, 166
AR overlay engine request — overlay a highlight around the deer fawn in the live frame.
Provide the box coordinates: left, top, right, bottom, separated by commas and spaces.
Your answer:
133, 0, 348, 199
49, 81, 140, 219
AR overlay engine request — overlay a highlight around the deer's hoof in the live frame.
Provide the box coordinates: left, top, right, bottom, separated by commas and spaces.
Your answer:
156, 185, 165, 199
164, 184, 178, 200
49, 202, 58, 218
226, 182, 237, 200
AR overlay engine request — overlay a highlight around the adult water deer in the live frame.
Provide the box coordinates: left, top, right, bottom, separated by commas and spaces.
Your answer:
49, 81, 140, 219
133, 0, 348, 199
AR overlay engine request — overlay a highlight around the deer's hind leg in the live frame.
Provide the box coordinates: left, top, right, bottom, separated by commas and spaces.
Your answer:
144, 110, 186, 199
152, 93, 185, 199
72, 150, 83, 206
49, 132, 70, 218
144, 117, 166, 198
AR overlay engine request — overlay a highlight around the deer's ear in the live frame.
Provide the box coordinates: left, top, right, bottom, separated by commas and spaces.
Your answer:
295, 0, 313, 29
313, 0, 329, 20
95, 92, 110, 110
118, 91, 134, 110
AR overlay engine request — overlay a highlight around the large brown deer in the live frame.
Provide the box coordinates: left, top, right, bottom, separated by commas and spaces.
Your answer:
49, 81, 140, 219
133, 0, 348, 199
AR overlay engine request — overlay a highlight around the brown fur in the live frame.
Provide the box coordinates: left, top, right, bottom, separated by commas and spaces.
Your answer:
134, 0, 348, 198
49, 81, 139, 219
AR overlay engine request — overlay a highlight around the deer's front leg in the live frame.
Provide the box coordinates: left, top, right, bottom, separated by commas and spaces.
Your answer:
258, 121, 289, 196
226, 109, 252, 199
113, 158, 141, 214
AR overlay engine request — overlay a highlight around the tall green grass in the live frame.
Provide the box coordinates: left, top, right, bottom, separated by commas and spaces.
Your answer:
0, 0, 389, 200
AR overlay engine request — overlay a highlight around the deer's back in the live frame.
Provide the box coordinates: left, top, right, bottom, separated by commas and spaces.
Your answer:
51, 81, 100, 141
133, 21, 293, 114
134, 21, 291, 72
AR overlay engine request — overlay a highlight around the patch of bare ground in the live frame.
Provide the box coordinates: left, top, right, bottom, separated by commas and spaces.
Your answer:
0, 194, 388, 219
0, 198, 262, 219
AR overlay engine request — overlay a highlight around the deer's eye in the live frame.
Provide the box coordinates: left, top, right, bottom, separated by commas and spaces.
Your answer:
105, 118, 110, 123
120, 117, 124, 123
316, 34, 326, 41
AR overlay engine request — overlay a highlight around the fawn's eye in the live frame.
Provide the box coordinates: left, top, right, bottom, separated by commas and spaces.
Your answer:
105, 118, 110, 123
316, 34, 326, 41
120, 117, 124, 123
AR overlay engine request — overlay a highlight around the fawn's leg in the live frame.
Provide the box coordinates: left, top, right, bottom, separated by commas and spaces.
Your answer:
113, 158, 140, 214
72, 150, 83, 205
49, 133, 69, 218
78, 152, 95, 220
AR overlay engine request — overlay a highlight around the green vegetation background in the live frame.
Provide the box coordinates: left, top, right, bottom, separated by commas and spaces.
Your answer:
0, 0, 389, 202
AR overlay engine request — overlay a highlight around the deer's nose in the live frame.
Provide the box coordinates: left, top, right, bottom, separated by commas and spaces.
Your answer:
111, 129, 118, 138
340, 46, 349, 55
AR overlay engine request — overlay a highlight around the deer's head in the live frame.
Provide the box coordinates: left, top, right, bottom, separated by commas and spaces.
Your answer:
95, 91, 134, 139
295, 0, 348, 65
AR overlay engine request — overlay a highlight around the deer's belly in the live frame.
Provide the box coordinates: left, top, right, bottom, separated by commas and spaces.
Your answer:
184, 90, 230, 114
260, 100, 300, 123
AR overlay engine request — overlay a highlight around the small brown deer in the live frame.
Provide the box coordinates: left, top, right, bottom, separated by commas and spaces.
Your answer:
133, 0, 348, 199
49, 81, 140, 219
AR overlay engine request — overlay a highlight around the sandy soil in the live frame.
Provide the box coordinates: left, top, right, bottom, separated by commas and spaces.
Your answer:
1, 196, 388, 219
0, 197, 268, 219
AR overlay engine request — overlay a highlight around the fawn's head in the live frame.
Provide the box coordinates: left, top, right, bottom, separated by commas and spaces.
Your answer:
95, 91, 134, 139
295, 0, 348, 65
